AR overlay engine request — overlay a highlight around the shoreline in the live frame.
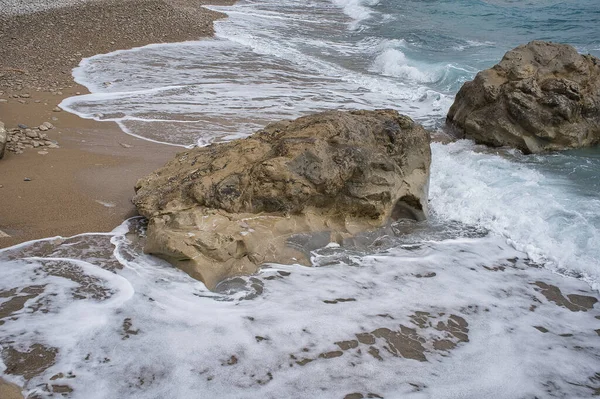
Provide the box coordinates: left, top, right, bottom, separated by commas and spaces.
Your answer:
0, 0, 235, 248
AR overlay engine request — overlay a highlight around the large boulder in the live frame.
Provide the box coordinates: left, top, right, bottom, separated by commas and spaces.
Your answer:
447, 41, 600, 153
133, 110, 431, 289
0, 121, 6, 159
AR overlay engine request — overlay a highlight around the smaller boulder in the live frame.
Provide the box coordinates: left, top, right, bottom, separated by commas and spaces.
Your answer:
447, 41, 600, 153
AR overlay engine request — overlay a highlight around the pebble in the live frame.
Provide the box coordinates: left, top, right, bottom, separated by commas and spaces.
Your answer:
39, 124, 48, 131
42, 122, 54, 129
24, 178, 31, 181
38, 151, 49, 155
17, 99, 26, 104
53, 107, 61, 112
119, 142, 133, 148
18, 123, 28, 129
26, 130, 39, 139
0, 99, 7, 103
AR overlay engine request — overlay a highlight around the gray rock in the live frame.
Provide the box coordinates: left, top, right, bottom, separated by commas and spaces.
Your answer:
447, 41, 600, 153
26, 130, 39, 139
17, 123, 28, 129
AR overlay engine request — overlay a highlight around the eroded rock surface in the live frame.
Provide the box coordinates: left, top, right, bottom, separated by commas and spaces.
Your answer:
447, 41, 600, 153
133, 110, 431, 289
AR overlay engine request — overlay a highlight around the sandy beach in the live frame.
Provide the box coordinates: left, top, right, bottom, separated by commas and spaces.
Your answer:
1, 1, 235, 395
0, 0, 234, 247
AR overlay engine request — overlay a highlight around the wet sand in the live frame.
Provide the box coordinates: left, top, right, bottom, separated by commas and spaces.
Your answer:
0, 88, 181, 247
0, 377, 23, 399
0, 0, 234, 247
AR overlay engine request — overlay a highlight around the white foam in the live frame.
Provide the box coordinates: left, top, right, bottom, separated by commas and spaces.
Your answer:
0, 220, 598, 397
330, 0, 380, 27
372, 48, 436, 82
429, 140, 600, 288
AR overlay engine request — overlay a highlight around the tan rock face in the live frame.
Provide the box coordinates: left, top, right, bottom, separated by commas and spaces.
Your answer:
447, 41, 600, 153
133, 110, 431, 289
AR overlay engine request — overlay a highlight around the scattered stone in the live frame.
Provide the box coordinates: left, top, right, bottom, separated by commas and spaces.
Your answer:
24, 178, 31, 181
447, 41, 600, 153
0, 99, 8, 103
3, 125, 59, 155
20, 93, 30, 98
42, 122, 54, 129
119, 142, 133, 148
52, 107, 61, 112
38, 125, 48, 131
37, 151, 48, 155
26, 130, 38, 139
17, 100, 26, 104
17, 124, 28, 129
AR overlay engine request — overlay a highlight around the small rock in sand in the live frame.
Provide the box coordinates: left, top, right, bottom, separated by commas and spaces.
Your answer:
26, 130, 38, 139
18, 124, 28, 129
53, 107, 61, 112
119, 142, 133, 148
38, 125, 48, 131
24, 178, 31, 181
38, 151, 48, 155
42, 122, 54, 129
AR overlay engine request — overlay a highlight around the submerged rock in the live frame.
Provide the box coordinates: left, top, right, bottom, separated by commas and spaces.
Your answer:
133, 110, 431, 289
447, 41, 600, 153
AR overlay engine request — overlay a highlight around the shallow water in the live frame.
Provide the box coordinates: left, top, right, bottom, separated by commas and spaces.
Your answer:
3, 0, 600, 396
1, 219, 599, 398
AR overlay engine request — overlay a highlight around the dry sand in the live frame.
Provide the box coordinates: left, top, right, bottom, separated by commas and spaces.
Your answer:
0, 0, 233, 245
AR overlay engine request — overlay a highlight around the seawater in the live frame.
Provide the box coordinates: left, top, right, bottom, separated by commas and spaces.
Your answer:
2, 0, 600, 397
